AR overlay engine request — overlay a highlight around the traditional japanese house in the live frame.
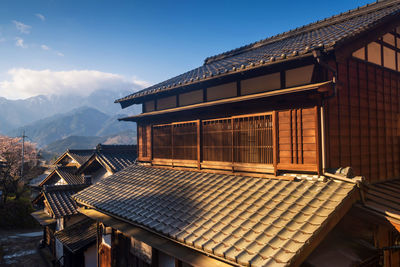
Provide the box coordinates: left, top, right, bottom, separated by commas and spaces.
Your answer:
74, 1, 400, 266
54, 218, 97, 267
77, 144, 137, 184
54, 149, 95, 169
31, 184, 95, 266
31, 149, 94, 192
38, 166, 86, 187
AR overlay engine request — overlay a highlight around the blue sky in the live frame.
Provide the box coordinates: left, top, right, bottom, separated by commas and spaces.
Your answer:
0, 0, 372, 99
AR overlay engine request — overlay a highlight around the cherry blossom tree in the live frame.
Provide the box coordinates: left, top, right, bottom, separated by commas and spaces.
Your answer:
0, 136, 38, 204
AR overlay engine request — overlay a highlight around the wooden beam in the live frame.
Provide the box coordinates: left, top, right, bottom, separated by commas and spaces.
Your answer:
273, 111, 278, 175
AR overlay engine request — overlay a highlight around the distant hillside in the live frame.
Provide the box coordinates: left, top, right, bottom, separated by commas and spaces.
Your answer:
9, 107, 136, 147
41, 130, 136, 160
0, 90, 142, 134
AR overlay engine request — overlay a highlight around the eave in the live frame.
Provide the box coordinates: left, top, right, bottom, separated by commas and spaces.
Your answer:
78, 207, 232, 267
119, 81, 333, 122
116, 53, 317, 107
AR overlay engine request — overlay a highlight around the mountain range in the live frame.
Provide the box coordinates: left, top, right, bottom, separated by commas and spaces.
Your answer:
8, 106, 137, 147
0, 90, 141, 134
41, 130, 137, 160
0, 90, 140, 155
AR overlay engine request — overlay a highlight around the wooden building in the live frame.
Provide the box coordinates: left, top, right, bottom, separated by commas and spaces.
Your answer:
77, 144, 137, 184
74, 1, 400, 266
31, 145, 137, 267
32, 184, 93, 265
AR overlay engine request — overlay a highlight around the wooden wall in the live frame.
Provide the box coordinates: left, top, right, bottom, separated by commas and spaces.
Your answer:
326, 58, 400, 183
137, 105, 321, 175
277, 106, 319, 173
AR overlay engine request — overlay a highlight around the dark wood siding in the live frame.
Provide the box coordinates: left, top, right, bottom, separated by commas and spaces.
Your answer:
326, 57, 400, 183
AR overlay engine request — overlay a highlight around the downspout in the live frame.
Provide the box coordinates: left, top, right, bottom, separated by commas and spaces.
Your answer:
312, 48, 338, 174
313, 49, 366, 203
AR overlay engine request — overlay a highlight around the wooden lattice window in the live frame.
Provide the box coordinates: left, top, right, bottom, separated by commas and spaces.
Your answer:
153, 121, 198, 160
202, 118, 233, 162
233, 115, 273, 164
173, 122, 197, 160
140, 125, 148, 158
153, 124, 172, 159
202, 113, 273, 164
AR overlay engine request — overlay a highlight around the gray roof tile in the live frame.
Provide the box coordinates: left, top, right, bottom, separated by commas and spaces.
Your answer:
44, 184, 89, 218
54, 218, 96, 253
73, 165, 355, 266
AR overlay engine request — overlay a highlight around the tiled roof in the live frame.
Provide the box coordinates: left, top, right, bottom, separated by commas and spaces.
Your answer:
29, 173, 48, 187
364, 179, 400, 219
95, 144, 137, 172
56, 167, 85, 185
116, 0, 400, 106
54, 218, 97, 253
73, 165, 356, 266
67, 149, 95, 166
44, 184, 89, 218
39, 166, 84, 187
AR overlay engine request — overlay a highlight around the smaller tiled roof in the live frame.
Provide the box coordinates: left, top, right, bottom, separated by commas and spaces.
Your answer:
79, 144, 137, 174
74, 165, 356, 266
29, 173, 49, 187
55, 218, 97, 253
364, 179, 400, 220
39, 166, 84, 187
31, 210, 56, 226
96, 144, 137, 172
67, 149, 95, 166
44, 184, 89, 218
56, 167, 85, 185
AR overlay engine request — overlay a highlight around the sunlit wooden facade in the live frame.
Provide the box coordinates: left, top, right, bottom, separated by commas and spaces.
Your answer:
90, 1, 400, 266
132, 25, 400, 185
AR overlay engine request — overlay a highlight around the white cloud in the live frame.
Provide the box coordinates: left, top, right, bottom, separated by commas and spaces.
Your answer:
15, 37, 26, 48
56, 51, 64, 57
0, 68, 148, 99
12, 20, 31, 34
35, 13, 45, 21
41, 44, 49, 50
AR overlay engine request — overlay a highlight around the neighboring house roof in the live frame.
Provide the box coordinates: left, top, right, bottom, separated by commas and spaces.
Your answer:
29, 173, 49, 187
39, 166, 84, 187
73, 165, 356, 266
56, 168, 85, 184
67, 149, 95, 166
79, 144, 137, 174
363, 179, 400, 225
54, 218, 97, 253
116, 0, 400, 106
53, 149, 95, 167
44, 184, 89, 218
30, 210, 56, 226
